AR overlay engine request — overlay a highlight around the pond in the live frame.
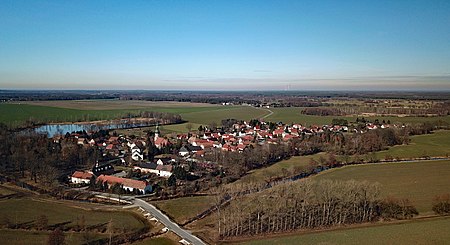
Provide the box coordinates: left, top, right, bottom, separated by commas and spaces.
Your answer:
32, 121, 156, 137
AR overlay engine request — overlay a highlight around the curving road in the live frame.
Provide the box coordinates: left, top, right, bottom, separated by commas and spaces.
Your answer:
133, 198, 207, 245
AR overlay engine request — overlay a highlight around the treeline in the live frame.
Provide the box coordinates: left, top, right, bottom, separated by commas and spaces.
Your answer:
0, 90, 119, 101
216, 180, 418, 238
121, 111, 183, 123
301, 104, 450, 117
301, 107, 345, 116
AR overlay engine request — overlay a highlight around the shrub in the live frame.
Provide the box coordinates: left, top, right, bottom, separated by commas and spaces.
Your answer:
432, 194, 450, 215
379, 197, 418, 220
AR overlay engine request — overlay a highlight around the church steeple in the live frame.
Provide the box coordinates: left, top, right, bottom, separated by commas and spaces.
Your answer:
154, 123, 160, 139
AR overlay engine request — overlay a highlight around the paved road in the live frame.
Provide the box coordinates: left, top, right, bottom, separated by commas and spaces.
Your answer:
88, 191, 206, 244
133, 198, 207, 245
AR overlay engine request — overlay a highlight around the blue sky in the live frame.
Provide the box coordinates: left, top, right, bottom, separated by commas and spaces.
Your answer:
1, 0, 450, 90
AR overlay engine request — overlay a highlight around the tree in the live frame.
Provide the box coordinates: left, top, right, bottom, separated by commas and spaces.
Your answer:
168, 175, 177, 187
77, 215, 86, 231
36, 214, 48, 230
107, 219, 114, 245
48, 228, 65, 245
185, 123, 193, 132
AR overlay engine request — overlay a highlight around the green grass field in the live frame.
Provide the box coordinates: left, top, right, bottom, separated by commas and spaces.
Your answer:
3, 102, 450, 129
180, 106, 268, 125
235, 217, 450, 245
265, 107, 450, 126
0, 230, 107, 245
233, 154, 326, 185
153, 196, 214, 224
0, 103, 267, 128
313, 160, 450, 214
374, 130, 450, 159
0, 198, 147, 231
132, 237, 178, 245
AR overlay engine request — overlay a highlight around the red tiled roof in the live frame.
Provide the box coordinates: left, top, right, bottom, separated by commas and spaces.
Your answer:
155, 137, 169, 145
72, 171, 93, 180
97, 175, 147, 190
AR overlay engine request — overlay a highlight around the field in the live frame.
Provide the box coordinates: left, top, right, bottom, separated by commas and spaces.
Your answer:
0, 197, 147, 232
313, 160, 450, 214
22, 100, 219, 110
233, 154, 326, 185
153, 196, 214, 224
0, 230, 107, 245
3, 101, 450, 129
374, 130, 450, 159
0, 102, 267, 128
265, 107, 450, 126
234, 216, 450, 245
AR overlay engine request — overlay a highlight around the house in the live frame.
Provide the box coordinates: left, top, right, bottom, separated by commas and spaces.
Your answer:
156, 165, 173, 177
77, 138, 88, 145
96, 175, 152, 194
71, 171, 93, 184
134, 162, 159, 175
179, 146, 189, 157
134, 162, 172, 177
156, 157, 175, 166
187, 145, 202, 153
92, 162, 115, 176
154, 137, 169, 149
131, 145, 144, 161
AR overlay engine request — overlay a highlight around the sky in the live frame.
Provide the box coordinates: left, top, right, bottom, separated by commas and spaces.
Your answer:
1, 0, 450, 91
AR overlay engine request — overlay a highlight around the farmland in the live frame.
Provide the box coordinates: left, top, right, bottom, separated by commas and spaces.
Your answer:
234, 216, 450, 245
265, 107, 450, 126
313, 160, 450, 214
3, 101, 450, 129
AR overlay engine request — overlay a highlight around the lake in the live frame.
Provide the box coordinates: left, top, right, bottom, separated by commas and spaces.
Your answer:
33, 121, 156, 137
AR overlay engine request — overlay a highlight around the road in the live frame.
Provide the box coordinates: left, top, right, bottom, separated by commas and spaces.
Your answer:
258, 107, 273, 119
89, 191, 207, 244
133, 199, 207, 245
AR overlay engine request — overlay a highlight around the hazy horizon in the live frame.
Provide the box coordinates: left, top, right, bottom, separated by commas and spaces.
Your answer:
1, 1, 450, 90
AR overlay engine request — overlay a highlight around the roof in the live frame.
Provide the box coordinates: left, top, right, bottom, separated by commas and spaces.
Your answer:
156, 165, 173, 172
179, 146, 189, 152
136, 162, 157, 170
155, 137, 169, 145
72, 171, 93, 180
97, 175, 148, 190
187, 145, 202, 152
92, 163, 115, 176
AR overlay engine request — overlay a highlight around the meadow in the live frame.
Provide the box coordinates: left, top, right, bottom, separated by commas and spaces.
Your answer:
0, 230, 107, 245
233, 154, 326, 185
265, 107, 450, 126
373, 130, 450, 159
0, 197, 148, 232
153, 195, 214, 224
313, 160, 450, 214
234, 216, 450, 245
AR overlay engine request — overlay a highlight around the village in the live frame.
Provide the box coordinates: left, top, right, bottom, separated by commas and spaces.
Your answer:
68, 118, 397, 196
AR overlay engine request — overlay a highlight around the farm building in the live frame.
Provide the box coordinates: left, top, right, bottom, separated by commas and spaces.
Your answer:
71, 171, 93, 184
96, 175, 152, 194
